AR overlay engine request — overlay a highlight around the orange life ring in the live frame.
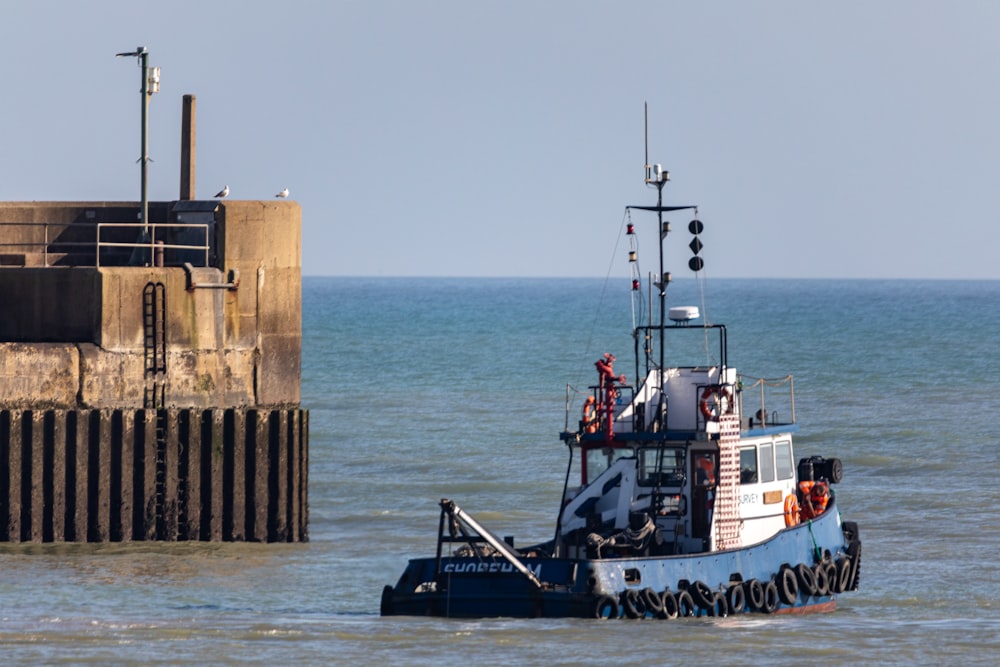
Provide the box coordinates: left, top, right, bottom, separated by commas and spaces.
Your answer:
699, 386, 733, 421
582, 397, 597, 433
783, 494, 800, 527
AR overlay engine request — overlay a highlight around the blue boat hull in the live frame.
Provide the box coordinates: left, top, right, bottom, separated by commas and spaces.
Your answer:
381, 496, 860, 618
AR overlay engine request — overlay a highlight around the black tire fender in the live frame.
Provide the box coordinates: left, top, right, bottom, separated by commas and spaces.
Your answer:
813, 562, 830, 596
835, 557, 852, 594
621, 588, 645, 619
795, 562, 818, 596
675, 589, 696, 617
690, 580, 715, 609
593, 595, 619, 619
823, 560, 838, 592
708, 591, 729, 617
744, 578, 765, 611
660, 590, 679, 619
642, 587, 664, 617
846, 539, 863, 591
762, 580, 779, 613
842, 520, 859, 542
726, 583, 746, 614
777, 566, 799, 605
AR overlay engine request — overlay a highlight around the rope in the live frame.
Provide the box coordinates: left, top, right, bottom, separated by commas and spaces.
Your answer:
686, 207, 719, 367
625, 209, 646, 332
571, 209, 634, 414
806, 520, 822, 563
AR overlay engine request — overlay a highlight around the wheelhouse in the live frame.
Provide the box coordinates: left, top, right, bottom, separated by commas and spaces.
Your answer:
556, 298, 804, 558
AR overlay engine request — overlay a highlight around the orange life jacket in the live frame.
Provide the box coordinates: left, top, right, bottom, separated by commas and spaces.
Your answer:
809, 481, 830, 516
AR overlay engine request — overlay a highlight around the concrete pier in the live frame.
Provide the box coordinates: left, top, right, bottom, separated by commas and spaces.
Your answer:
0, 199, 308, 542
0, 407, 307, 542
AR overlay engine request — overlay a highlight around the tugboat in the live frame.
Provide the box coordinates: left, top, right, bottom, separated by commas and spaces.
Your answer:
380, 122, 862, 620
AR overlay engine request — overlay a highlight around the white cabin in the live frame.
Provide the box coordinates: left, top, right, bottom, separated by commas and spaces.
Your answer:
558, 358, 801, 558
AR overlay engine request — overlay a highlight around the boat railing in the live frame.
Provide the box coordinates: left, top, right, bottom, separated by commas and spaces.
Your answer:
564, 373, 795, 439
632, 323, 729, 388
739, 374, 795, 429
565, 384, 638, 436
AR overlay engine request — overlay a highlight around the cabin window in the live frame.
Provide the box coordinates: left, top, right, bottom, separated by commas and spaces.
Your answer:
637, 447, 685, 487
586, 448, 610, 483
775, 440, 794, 480
585, 447, 634, 485
739, 446, 758, 484
759, 442, 775, 483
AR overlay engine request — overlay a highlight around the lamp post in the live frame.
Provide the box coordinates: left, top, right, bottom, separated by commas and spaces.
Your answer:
116, 46, 160, 240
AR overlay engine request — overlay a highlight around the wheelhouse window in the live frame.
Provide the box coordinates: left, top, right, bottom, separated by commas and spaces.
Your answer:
775, 440, 794, 480
585, 447, 634, 485
739, 445, 758, 484
759, 442, 775, 483
637, 447, 685, 487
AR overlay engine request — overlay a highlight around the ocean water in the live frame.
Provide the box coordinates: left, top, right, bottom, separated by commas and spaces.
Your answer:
2, 276, 999, 665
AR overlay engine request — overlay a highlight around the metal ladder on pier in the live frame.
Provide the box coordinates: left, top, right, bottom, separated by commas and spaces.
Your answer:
142, 282, 171, 536
143, 281, 167, 408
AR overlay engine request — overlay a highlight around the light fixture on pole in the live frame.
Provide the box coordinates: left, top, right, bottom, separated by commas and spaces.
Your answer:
116, 47, 160, 263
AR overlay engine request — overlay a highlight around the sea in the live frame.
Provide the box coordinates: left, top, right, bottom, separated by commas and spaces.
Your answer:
1, 276, 998, 665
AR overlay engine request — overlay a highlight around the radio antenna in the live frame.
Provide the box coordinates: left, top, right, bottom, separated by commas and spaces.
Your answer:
643, 102, 663, 184
644, 101, 649, 178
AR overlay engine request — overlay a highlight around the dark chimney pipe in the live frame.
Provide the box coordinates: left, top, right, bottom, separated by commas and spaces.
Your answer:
180, 94, 196, 200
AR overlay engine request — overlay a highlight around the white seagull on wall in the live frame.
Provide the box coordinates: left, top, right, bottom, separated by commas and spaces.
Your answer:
276, 188, 289, 198
214, 185, 229, 198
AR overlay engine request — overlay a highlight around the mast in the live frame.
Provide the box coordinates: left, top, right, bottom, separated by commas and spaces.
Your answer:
642, 103, 669, 375
654, 159, 667, 375
634, 103, 697, 379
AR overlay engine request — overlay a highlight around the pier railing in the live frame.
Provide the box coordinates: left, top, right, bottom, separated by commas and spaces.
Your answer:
0, 221, 211, 268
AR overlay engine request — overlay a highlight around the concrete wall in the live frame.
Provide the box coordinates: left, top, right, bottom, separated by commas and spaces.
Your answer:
0, 200, 309, 543
0, 200, 301, 409
0, 269, 100, 341
215, 201, 302, 406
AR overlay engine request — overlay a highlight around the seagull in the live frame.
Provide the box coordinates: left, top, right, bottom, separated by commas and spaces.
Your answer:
275, 188, 289, 198
214, 185, 229, 198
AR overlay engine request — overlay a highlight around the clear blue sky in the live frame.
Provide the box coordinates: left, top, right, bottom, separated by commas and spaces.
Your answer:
2, 1, 998, 279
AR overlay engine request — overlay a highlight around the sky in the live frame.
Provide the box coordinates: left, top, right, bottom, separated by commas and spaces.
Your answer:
1, 1, 998, 279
